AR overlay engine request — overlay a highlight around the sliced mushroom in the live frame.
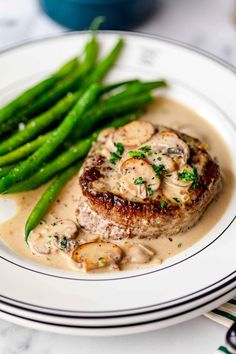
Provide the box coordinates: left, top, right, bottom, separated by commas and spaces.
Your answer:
147, 131, 190, 166
126, 244, 155, 264
97, 128, 115, 144
72, 242, 123, 271
145, 152, 176, 173
28, 232, 51, 256
48, 219, 78, 241
29, 219, 79, 255
120, 158, 160, 199
162, 172, 191, 205
165, 165, 197, 189
112, 121, 155, 147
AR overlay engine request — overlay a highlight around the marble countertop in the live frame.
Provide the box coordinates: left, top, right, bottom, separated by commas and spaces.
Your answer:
0, 0, 235, 353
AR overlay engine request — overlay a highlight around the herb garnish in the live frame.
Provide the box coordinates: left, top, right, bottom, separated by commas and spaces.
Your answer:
60, 237, 68, 249
128, 151, 145, 159
161, 200, 167, 208
109, 142, 124, 165
152, 164, 167, 178
134, 177, 145, 185
173, 197, 180, 203
147, 151, 153, 156
177, 243, 183, 248
139, 145, 151, 152
147, 185, 153, 197
98, 257, 106, 265
114, 142, 124, 156
178, 167, 198, 189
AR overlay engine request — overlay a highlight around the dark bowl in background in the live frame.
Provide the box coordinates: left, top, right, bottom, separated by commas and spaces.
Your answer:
39, 0, 156, 30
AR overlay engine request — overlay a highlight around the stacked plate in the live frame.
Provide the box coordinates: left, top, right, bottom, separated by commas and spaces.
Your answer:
0, 32, 236, 335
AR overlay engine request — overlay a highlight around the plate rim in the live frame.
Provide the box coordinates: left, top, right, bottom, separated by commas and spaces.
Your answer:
1, 273, 235, 318
0, 29, 235, 75
1, 287, 235, 336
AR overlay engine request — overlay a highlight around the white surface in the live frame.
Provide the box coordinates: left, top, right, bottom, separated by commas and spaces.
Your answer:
0, 0, 235, 352
0, 316, 228, 354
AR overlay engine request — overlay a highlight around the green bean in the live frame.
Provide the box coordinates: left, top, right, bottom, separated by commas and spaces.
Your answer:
28, 36, 99, 118
107, 80, 168, 103
7, 138, 91, 193
0, 89, 151, 167
1, 37, 122, 138
25, 162, 82, 243
0, 36, 99, 137
100, 79, 139, 94
0, 164, 17, 179
84, 38, 124, 88
71, 92, 153, 141
0, 92, 81, 155
6, 112, 140, 193
0, 84, 101, 193
0, 57, 79, 126
27, 36, 99, 118
0, 80, 137, 155
0, 132, 52, 167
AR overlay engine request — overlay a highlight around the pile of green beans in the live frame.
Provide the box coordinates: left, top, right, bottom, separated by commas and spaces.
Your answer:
0, 34, 168, 241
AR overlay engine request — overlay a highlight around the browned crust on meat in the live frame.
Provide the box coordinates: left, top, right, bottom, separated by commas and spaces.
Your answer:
78, 129, 222, 239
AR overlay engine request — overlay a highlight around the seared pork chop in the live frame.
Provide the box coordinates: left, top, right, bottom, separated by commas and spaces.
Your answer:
77, 120, 222, 239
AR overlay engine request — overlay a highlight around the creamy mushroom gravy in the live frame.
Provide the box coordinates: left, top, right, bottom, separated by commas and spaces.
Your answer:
0, 97, 234, 273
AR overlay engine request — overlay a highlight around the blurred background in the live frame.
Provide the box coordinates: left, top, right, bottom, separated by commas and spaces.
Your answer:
0, 0, 235, 65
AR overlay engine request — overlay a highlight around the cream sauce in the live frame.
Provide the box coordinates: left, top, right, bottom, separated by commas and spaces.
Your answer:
0, 98, 234, 273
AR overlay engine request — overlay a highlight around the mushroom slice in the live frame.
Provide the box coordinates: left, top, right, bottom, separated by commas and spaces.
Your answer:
49, 219, 78, 241
167, 164, 197, 188
97, 128, 115, 144
146, 152, 176, 173
112, 121, 155, 147
28, 232, 51, 256
148, 131, 190, 166
72, 242, 123, 271
162, 175, 191, 205
120, 158, 160, 199
126, 244, 155, 264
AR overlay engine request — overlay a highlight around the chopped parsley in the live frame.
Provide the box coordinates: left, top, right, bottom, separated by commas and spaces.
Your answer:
147, 151, 154, 156
147, 185, 153, 197
161, 200, 167, 208
134, 176, 145, 185
139, 145, 151, 152
152, 164, 167, 178
128, 151, 145, 159
60, 237, 68, 249
98, 257, 106, 265
178, 167, 198, 189
173, 197, 180, 203
157, 157, 162, 161
114, 142, 124, 156
109, 142, 124, 165
110, 152, 121, 165
177, 243, 183, 248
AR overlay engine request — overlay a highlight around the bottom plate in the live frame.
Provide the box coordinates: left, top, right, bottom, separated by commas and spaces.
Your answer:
1, 287, 235, 336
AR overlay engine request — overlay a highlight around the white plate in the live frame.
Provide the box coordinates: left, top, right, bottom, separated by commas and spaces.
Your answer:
0, 31, 236, 333
1, 287, 236, 336
1, 279, 235, 327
